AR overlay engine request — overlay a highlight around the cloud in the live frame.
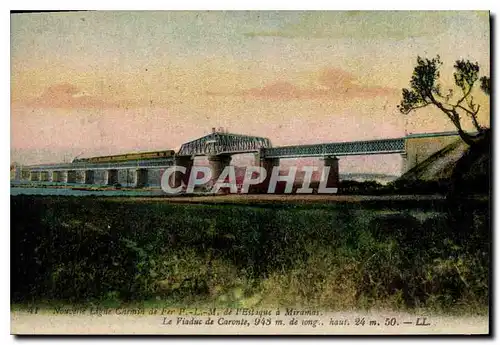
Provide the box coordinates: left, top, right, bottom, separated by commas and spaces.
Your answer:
22, 83, 120, 109
206, 68, 397, 100
246, 81, 303, 99
316, 68, 397, 98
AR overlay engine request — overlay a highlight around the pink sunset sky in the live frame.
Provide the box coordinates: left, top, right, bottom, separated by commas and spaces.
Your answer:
11, 11, 490, 175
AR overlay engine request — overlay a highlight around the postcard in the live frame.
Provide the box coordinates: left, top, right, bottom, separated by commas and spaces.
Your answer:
10, 10, 490, 335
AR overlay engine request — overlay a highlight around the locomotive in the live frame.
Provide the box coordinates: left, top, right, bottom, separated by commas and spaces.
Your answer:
72, 150, 176, 164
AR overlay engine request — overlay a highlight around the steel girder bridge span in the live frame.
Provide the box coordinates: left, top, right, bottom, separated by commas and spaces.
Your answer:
256, 138, 405, 192
261, 138, 405, 159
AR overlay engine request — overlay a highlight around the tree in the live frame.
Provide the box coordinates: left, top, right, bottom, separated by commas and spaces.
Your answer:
398, 55, 490, 145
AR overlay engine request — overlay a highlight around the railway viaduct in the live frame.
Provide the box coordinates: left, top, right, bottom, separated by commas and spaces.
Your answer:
14, 129, 463, 191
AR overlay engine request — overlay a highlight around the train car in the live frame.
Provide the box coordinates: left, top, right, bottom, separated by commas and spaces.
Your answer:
73, 150, 175, 164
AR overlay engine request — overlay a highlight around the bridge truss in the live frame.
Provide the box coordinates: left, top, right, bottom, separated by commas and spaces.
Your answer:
177, 132, 272, 157
262, 138, 406, 159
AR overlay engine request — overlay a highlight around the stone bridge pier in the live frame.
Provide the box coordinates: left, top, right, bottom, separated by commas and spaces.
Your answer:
255, 156, 280, 193
21, 170, 30, 181
66, 170, 77, 184
134, 169, 148, 188
40, 171, 51, 182
74, 171, 85, 184
320, 156, 339, 191
208, 154, 232, 189
52, 171, 67, 183
171, 156, 194, 189
106, 169, 119, 186
30, 171, 40, 182
13, 166, 22, 181
84, 170, 95, 184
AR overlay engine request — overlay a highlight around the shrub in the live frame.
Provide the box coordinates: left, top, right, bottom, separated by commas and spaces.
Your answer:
10, 195, 489, 313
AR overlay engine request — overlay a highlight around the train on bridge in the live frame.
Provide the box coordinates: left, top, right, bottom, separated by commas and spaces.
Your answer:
72, 150, 176, 164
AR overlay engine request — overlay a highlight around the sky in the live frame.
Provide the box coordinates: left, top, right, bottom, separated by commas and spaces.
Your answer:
10, 11, 490, 174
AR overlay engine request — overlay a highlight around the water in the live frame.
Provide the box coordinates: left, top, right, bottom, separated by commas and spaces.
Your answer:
10, 181, 164, 197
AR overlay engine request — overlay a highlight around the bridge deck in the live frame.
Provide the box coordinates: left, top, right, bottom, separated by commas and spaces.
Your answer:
25, 158, 175, 171
262, 138, 405, 159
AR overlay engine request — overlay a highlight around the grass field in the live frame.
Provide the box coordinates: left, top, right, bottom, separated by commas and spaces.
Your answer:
10, 195, 489, 314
